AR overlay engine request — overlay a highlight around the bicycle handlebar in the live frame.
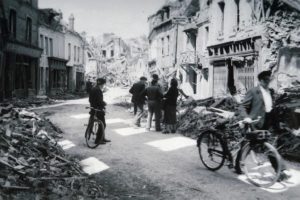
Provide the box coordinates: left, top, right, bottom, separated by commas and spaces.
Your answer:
229, 116, 262, 128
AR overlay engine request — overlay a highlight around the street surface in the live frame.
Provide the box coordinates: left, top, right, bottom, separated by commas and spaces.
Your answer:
34, 87, 300, 200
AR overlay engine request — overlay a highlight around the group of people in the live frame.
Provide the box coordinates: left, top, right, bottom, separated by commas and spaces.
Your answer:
88, 70, 291, 181
129, 74, 188, 133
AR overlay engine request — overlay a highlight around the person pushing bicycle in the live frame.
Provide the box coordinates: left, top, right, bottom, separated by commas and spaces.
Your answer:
89, 77, 111, 144
240, 70, 290, 181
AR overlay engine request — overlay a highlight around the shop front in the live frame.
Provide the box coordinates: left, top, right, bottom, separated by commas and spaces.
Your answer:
48, 57, 68, 95
4, 41, 42, 98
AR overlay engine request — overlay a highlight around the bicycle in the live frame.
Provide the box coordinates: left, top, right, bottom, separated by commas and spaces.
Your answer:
197, 117, 282, 187
85, 107, 105, 148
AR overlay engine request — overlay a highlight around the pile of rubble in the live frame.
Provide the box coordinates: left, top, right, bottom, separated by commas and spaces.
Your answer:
273, 80, 300, 161
1, 97, 57, 108
177, 94, 300, 161
177, 97, 239, 139
0, 105, 103, 199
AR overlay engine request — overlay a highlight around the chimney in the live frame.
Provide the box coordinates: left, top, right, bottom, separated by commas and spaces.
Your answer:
68, 14, 75, 31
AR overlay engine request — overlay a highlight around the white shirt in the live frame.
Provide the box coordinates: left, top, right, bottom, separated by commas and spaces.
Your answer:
259, 86, 273, 112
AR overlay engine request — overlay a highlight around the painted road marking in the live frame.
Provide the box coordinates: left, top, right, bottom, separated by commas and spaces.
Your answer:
80, 157, 109, 175
106, 118, 126, 124
114, 127, 146, 136
70, 113, 90, 119
237, 168, 300, 193
146, 137, 196, 152
58, 140, 76, 150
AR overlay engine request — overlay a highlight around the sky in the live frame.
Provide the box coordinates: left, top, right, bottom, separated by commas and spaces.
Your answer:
39, 0, 165, 39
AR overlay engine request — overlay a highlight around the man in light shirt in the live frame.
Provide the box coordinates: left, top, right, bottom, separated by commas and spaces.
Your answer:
240, 70, 290, 181
241, 70, 273, 129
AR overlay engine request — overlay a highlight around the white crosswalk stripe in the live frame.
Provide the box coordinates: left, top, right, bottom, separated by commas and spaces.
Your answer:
146, 137, 196, 151
80, 157, 110, 175
70, 113, 90, 119
58, 140, 76, 150
106, 118, 126, 124
114, 127, 146, 136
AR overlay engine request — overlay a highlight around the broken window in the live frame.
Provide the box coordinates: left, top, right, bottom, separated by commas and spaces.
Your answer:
45, 37, 49, 55
218, 1, 225, 36
111, 50, 114, 57
9, 9, 16, 38
102, 50, 106, 58
25, 17, 32, 43
235, 0, 240, 30
49, 38, 53, 56
204, 27, 209, 51
166, 35, 170, 55
40, 35, 44, 50
166, 8, 170, 19
160, 12, 164, 22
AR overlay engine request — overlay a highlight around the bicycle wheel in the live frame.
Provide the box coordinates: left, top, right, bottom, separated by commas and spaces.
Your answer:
241, 142, 281, 187
198, 131, 226, 171
85, 118, 104, 149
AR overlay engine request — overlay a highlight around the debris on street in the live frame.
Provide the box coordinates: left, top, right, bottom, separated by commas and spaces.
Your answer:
176, 91, 300, 162
0, 105, 103, 199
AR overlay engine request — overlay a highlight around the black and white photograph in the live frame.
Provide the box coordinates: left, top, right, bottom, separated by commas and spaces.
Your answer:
0, 0, 300, 199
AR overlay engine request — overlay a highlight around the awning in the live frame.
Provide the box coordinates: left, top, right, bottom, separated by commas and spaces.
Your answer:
5, 41, 42, 58
48, 57, 68, 70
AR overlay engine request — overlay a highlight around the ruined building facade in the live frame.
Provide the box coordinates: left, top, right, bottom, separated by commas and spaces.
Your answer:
38, 10, 86, 95
38, 9, 68, 95
0, 0, 42, 99
149, 0, 300, 99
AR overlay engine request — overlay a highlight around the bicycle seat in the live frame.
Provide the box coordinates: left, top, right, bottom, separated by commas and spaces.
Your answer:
246, 130, 271, 141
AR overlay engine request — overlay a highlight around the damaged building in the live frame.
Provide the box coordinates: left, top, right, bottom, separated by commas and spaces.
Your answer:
148, 0, 186, 77
149, 0, 300, 99
38, 9, 68, 95
204, 0, 300, 98
38, 11, 86, 95
64, 14, 86, 92
0, 0, 43, 99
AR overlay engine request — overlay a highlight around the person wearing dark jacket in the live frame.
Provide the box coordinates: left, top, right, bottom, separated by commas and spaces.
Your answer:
129, 77, 147, 115
240, 70, 290, 181
142, 79, 163, 131
89, 78, 110, 144
129, 77, 147, 126
162, 78, 179, 133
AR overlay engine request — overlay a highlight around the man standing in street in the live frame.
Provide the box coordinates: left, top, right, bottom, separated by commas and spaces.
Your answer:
240, 70, 290, 181
142, 78, 163, 132
129, 76, 148, 127
89, 78, 110, 144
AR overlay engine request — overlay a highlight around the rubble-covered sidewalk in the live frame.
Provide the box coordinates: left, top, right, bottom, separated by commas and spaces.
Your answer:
0, 103, 103, 200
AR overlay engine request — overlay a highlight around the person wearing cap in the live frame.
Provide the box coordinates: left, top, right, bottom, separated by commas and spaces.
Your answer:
129, 76, 148, 126
89, 78, 110, 144
240, 70, 290, 181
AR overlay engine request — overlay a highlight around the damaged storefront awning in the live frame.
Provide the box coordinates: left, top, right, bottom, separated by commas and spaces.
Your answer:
48, 57, 68, 70
5, 41, 42, 58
